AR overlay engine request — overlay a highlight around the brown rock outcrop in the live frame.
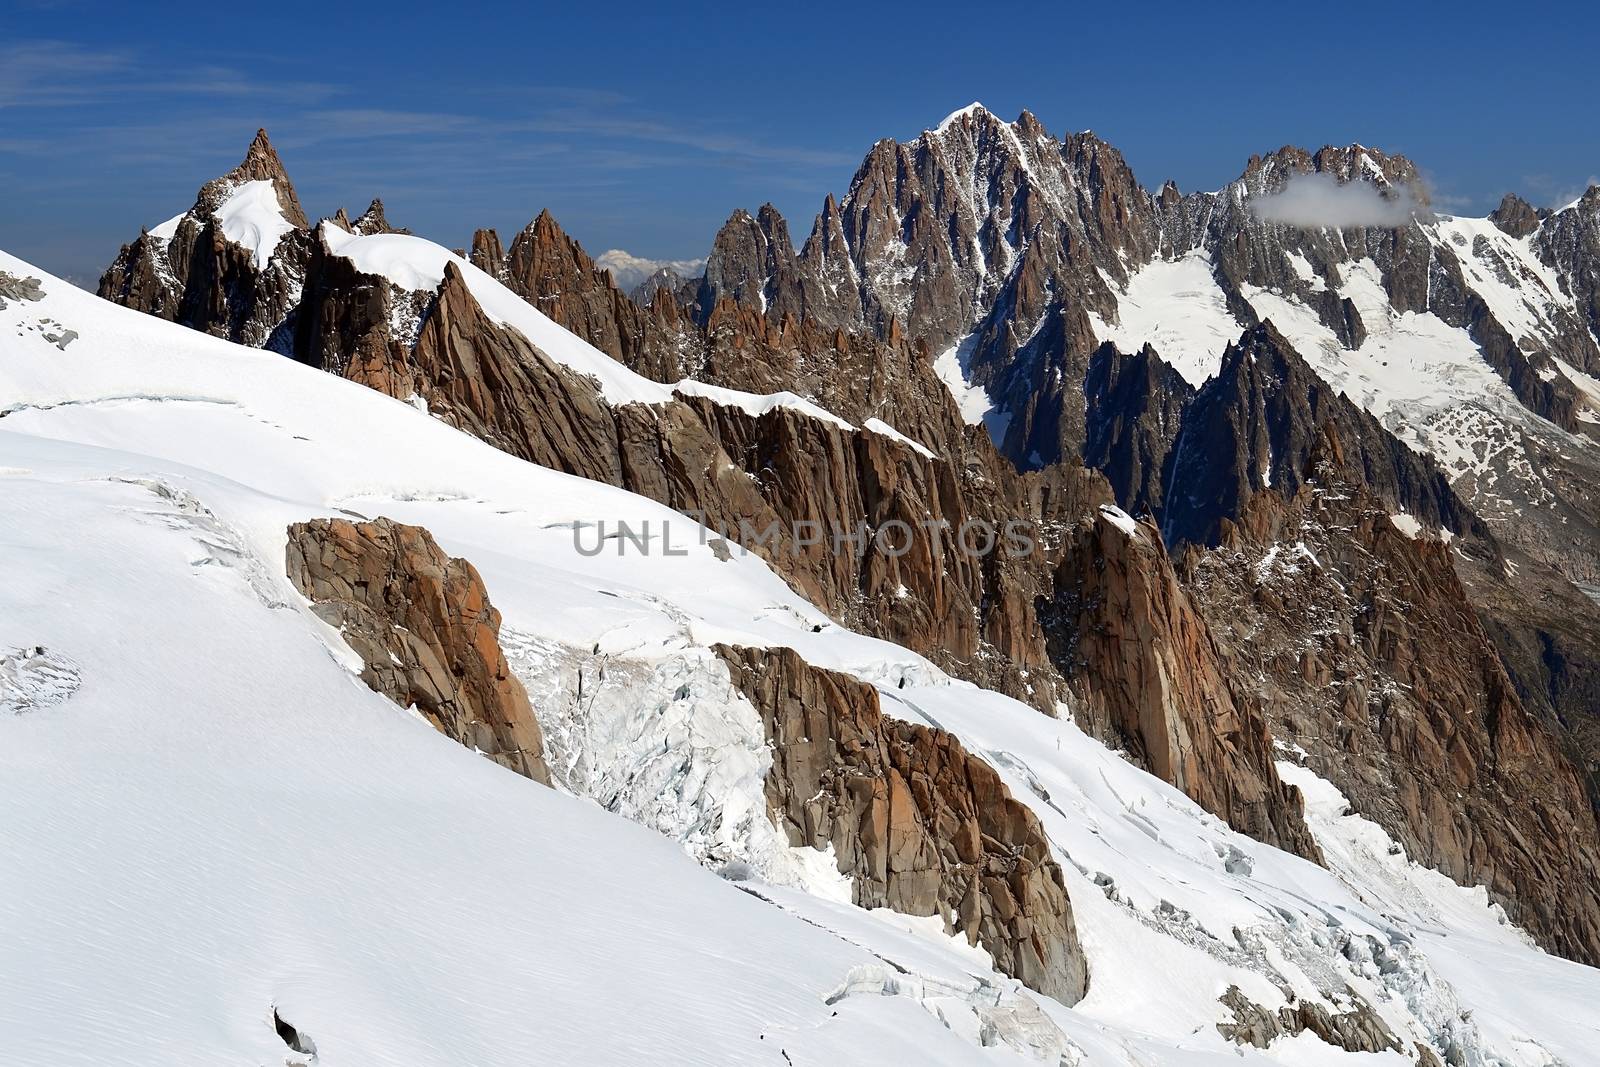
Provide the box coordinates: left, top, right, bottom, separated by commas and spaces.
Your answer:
1181, 430, 1600, 965
286, 517, 550, 784
1216, 985, 1401, 1056
715, 643, 1088, 1006
495, 210, 689, 378
1041, 507, 1320, 860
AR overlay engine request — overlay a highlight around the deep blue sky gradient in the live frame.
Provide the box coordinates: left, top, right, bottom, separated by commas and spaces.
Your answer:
3, 0, 1596, 283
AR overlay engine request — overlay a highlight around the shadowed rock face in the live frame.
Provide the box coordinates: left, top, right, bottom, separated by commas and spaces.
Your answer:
386, 257, 1318, 852
695, 109, 1153, 468
1489, 193, 1543, 240
714, 643, 1089, 1006
1536, 184, 1600, 371
1040, 508, 1321, 861
294, 254, 1089, 708
1082, 341, 1193, 523
1162, 322, 1482, 549
696, 121, 1600, 579
92, 129, 1600, 960
1181, 431, 1600, 966
129, 182, 1333, 859
285, 517, 550, 785
489, 210, 684, 377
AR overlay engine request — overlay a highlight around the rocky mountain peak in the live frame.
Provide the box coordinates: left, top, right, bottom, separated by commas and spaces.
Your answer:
927, 101, 994, 133
351, 198, 397, 235
1489, 192, 1542, 238
527, 207, 564, 242
470, 228, 506, 276
506, 209, 601, 285
699, 203, 801, 319
198, 127, 309, 229
1233, 142, 1423, 202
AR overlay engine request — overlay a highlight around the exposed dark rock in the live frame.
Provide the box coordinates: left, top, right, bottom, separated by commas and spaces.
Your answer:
1535, 184, 1600, 373
1161, 322, 1481, 548
96, 129, 314, 353
1489, 193, 1542, 239
1082, 341, 1193, 520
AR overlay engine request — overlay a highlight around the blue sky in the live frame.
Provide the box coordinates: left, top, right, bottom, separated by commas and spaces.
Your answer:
3, 0, 1597, 284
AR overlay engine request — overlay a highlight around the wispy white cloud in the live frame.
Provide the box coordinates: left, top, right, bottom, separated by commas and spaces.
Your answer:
1250, 171, 1420, 228
594, 249, 707, 290
0, 41, 337, 109
1551, 177, 1600, 210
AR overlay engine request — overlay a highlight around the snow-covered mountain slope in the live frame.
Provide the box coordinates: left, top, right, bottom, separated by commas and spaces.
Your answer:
5, 250, 1599, 1064
1094, 214, 1600, 541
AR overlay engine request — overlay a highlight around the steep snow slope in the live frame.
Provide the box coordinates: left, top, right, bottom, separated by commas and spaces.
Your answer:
4, 250, 1598, 1065
0, 441, 1031, 1067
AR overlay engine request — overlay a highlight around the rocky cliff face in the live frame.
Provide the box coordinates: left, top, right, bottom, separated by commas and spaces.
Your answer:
288, 251, 1089, 708
1081, 342, 1193, 522
695, 107, 1151, 466
1180, 433, 1600, 966
1161, 322, 1481, 548
97, 130, 313, 353
715, 643, 1089, 1005
285, 517, 551, 785
329, 198, 406, 237
1534, 184, 1600, 367
1040, 506, 1320, 860
487, 210, 689, 377
95, 126, 1600, 972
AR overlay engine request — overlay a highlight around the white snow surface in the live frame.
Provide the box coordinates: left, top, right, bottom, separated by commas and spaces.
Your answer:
1096, 503, 1140, 537
216, 180, 296, 270
863, 417, 937, 459
1095, 217, 1600, 523
148, 210, 187, 242
1094, 250, 1242, 386
3, 248, 1598, 1065
933, 333, 1007, 441
142, 180, 294, 269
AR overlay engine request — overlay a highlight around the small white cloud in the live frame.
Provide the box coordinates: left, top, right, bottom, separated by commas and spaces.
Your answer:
595, 249, 707, 291
1551, 178, 1600, 211
1250, 171, 1419, 228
